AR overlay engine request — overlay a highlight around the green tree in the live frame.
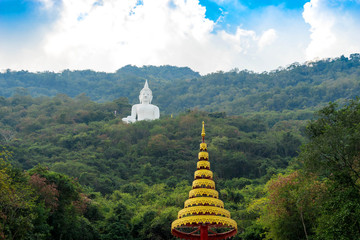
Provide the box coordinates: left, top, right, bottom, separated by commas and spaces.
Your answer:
28, 165, 99, 240
249, 171, 324, 240
99, 203, 133, 240
0, 150, 39, 240
299, 98, 360, 239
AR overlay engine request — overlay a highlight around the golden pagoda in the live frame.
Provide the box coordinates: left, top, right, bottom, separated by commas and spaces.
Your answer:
171, 122, 237, 240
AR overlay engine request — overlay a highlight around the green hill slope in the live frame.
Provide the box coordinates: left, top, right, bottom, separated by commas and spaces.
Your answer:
1, 54, 359, 115
0, 94, 304, 193
1, 55, 360, 239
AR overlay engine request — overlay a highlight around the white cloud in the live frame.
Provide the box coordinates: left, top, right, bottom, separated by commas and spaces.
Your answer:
2, 0, 358, 74
5, 0, 279, 74
41, 0, 218, 72
303, 0, 360, 60
258, 29, 277, 50
35, 0, 55, 10
39, 0, 299, 73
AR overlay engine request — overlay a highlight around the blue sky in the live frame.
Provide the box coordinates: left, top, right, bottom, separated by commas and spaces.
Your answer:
0, 0, 46, 25
199, 0, 308, 30
0, 0, 360, 74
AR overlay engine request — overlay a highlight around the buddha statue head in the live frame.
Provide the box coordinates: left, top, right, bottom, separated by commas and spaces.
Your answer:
139, 80, 153, 104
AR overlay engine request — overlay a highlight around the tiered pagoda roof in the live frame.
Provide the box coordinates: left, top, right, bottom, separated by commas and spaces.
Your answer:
171, 122, 237, 240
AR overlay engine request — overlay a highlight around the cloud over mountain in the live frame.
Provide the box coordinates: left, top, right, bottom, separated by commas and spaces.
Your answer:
0, 0, 359, 74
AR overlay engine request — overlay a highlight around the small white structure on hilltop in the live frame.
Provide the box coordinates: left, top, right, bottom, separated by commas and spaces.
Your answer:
122, 80, 160, 123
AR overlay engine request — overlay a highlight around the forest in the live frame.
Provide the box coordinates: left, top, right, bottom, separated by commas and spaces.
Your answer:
1, 54, 360, 115
1, 55, 360, 239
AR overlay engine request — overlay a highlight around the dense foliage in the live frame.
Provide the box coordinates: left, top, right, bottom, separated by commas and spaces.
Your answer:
1, 56, 360, 239
0, 94, 305, 194
0, 92, 306, 239
251, 98, 360, 240
1, 97, 360, 239
1, 54, 360, 115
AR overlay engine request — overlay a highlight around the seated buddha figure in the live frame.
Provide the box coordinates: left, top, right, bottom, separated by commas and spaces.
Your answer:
122, 80, 160, 123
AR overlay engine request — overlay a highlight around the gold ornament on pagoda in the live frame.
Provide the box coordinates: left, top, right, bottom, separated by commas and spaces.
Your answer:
171, 121, 237, 240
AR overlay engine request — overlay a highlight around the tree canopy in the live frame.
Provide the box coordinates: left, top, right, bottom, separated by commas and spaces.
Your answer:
252, 98, 360, 240
1, 55, 360, 239
1, 55, 359, 115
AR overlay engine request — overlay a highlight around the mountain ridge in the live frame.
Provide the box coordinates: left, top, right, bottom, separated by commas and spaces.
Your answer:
1, 54, 359, 115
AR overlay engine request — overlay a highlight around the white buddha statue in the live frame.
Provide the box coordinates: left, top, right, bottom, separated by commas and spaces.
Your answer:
122, 80, 160, 123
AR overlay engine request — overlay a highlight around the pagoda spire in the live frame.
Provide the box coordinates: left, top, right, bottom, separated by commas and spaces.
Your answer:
201, 121, 205, 143
171, 122, 237, 240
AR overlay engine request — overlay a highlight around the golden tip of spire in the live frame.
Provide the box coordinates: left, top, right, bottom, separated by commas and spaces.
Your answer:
201, 121, 205, 137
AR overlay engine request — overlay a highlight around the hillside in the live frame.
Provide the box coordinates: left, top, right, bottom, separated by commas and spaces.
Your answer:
0, 94, 304, 193
1, 54, 360, 240
2, 96, 360, 240
1, 54, 359, 116
0, 92, 309, 239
